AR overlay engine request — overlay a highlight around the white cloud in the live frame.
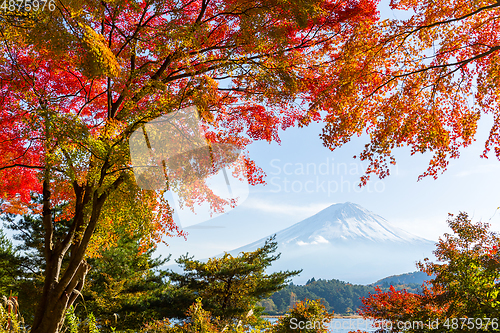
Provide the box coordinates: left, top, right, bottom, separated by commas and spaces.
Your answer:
296, 235, 329, 246
312, 235, 329, 244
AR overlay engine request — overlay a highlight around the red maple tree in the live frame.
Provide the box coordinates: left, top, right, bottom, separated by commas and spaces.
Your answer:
356, 213, 500, 333
0, 1, 378, 332
306, 0, 500, 184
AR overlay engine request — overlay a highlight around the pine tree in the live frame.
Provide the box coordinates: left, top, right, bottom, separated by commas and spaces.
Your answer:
306, 277, 316, 285
166, 236, 301, 323
82, 229, 171, 331
0, 228, 22, 296
3, 204, 171, 330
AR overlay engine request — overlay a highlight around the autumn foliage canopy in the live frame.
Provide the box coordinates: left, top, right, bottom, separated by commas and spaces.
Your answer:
312, 0, 500, 183
2, 0, 500, 332
0, 1, 379, 331
0, 0, 378, 251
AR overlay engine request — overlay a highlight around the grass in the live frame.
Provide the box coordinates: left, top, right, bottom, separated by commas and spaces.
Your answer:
0, 295, 26, 333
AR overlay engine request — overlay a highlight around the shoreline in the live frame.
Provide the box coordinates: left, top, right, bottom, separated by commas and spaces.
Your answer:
261, 315, 366, 319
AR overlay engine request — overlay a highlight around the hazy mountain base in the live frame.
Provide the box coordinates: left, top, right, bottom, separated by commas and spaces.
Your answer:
242, 239, 435, 285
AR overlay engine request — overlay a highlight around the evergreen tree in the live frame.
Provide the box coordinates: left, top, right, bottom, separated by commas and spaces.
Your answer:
166, 236, 301, 323
2, 204, 171, 331
0, 228, 22, 296
82, 229, 171, 331
306, 277, 316, 285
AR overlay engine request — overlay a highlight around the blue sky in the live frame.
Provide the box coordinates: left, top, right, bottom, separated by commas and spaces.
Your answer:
158, 109, 500, 262
3, 1, 499, 270
157, 1, 500, 262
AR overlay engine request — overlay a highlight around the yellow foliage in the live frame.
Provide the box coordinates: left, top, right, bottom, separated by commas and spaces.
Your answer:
79, 23, 121, 78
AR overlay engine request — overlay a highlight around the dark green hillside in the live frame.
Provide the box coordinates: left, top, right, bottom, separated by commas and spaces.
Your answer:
260, 276, 425, 315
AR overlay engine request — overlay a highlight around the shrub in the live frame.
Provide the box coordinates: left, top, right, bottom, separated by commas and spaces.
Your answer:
62, 305, 100, 333
141, 298, 218, 333
141, 298, 271, 333
272, 300, 334, 333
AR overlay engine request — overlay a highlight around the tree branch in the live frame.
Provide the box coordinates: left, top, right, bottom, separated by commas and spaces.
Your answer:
0, 164, 44, 171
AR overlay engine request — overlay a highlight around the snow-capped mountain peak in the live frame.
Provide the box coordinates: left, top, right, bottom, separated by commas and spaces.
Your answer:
228, 202, 435, 284
272, 202, 429, 245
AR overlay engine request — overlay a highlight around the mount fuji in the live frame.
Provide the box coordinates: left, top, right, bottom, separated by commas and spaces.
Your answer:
228, 202, 436, 285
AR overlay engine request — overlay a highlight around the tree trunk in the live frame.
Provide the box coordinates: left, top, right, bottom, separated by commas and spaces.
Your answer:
31, 257, 90, 333
30, 174, 119, 333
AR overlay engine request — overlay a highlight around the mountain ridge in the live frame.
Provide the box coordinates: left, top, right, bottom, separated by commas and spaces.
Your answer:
235, 202, 433, 251
370, 271, 434, 287
226, 202, 435, 285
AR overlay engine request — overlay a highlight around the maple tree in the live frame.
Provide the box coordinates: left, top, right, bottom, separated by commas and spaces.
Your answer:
0, 1, 378, 332
304, 0, 500, 183
357, 212, 500, 333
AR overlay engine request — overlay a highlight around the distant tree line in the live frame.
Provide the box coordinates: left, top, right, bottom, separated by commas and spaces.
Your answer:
260, 277, 423, 315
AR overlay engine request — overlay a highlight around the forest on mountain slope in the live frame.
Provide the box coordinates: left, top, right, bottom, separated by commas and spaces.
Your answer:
259, 276, 424, 315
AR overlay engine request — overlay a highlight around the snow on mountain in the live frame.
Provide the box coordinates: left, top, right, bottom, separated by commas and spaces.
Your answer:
228, 202, 435, 285
237, 202, 432, 251
263, 202, 428, 245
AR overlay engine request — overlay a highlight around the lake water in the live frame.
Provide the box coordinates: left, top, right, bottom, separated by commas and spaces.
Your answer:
265, 317, 378, 333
